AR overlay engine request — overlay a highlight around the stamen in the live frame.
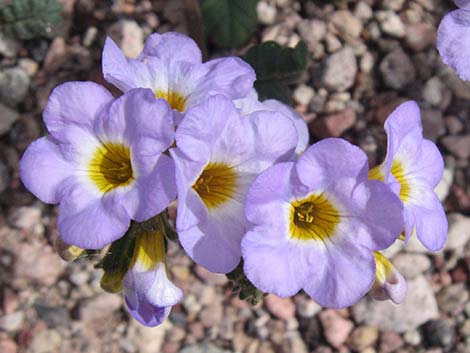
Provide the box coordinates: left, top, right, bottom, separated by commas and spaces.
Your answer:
155, 90, 187, 112
289, 194, 340, 242
89, 142, 134, 193
193, 162, 237, 210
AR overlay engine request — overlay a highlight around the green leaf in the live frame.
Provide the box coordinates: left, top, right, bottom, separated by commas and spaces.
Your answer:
0, 0, 62, 40
243, 40, 308, 104
99, 231, 136, 293
202, 0, 258, 48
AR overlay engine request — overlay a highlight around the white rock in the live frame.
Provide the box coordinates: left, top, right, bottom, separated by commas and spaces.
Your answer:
257, 1, 277, 25
423, 77, 445, 106
107, 20, 144, 58
352, 275, 438, 332
376, 11, 406, 38
322, 46, 357, 92
445, 213, 470, 251
435, 161, 455, 202
355, 2, 373, 22
392, 253, 431, 279
0, 311, 24, 332
293, 84, 315, 105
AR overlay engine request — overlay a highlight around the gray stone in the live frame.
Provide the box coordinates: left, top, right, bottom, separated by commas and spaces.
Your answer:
180, 343, 231, 353
0, 103, 19, 136
436, 284, 469, 315
422, 109, 445, 141
322, 46, 357, 92
0, 311, 24, 332
423, 319, 456, 348
296, 297, 321, 318
0, 32, 18, 58
445, 213, 470, 251
382, 0, 405, 11
0, 160, 9, 193
29, 329, 62, 353
352, 275, 438, 332
380, 47, 415, 89
392, 253, 431, 279
0, 67, 30, 106
324, 33, 342, 53
423, 77, 445, 107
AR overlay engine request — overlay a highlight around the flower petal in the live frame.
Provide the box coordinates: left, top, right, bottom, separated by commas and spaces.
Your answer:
404, 140, 444, 188
411, 191, 448, 251
303, 240, 376, 308
327, 179, 404, 251
296, 138, 369, 190
124, 296, 171, 327
57, 184, 130, 249
43, 81, 113, 137
179, 199, 245, 273
370, 252, 407, 304
197, 57, 256, 100
138, 32, 202, 64
262, 99, 309, 154
102, 37, 138, 91
455, 0, 470, 10
19, 137, 75, 204
242, 227, 310, 297
437, 9, 470, 81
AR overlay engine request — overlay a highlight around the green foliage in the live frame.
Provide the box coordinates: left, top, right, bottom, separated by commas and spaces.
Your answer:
99, 231, 136, 293
227, 261, 264, 305
243, 40, 308, 104
202, 0, 258, 48
0, 0, 61, 40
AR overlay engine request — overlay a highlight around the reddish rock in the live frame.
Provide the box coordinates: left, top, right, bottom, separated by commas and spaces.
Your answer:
310, 108, 356, 138
43, 37, 69, 74
441, 135, 470, 159
264, 295, 296, 320
0, 338, 18, 353
14, 243, 65, 286
406, 23, 436, 52
380, 331, 404, 353
319, 309, 354, 348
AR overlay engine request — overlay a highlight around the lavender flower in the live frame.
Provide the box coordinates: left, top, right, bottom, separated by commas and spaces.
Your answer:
437, 0, 470, 80
102, 32, 255, 121
370, 252, 407, 304
19, 84, 176, 249
123, 228, 182, 327
369, 101, 448, 251
235, 89, 310, 154
241, 138, 403, 308
170, 95, 298, 273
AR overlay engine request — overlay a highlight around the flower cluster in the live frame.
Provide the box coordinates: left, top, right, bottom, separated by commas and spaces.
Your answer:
20, 32, 447, 326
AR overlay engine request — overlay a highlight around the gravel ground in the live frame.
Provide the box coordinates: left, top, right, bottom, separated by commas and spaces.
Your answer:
0, 0, 469, 352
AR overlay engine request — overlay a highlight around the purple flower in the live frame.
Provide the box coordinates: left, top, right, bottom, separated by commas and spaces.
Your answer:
437, 1, 470, 80
234, 89, 310, 154
368, 101, 448, 251
19, 83, 176, 249
170, 95, 298, 273
123, 228, 182, 327
102, 32, 255, 121
241, 138, 403, 308
370, 252, 407, 304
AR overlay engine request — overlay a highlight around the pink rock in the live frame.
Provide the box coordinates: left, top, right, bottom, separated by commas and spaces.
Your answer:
319, 309, 354, 348
264, 294, 296, 320
310, 108, 356, 138
0, 338, 18, 353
